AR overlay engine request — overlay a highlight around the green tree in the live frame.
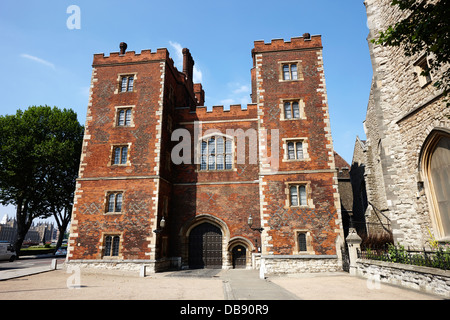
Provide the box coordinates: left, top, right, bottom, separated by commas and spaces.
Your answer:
0, 106, 83, 256
46, 114, 84, 254
372, 0, 450, 99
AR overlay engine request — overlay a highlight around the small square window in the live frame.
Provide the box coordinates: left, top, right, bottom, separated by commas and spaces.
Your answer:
106, 192, 123, 213
289, 185, 307, 206
287, 141, 304, 160
103, 235, 120, 257
283, 138, 308, 161
117, 108, 132, 126
282, 63, 298, 80
120, 75, 134, 92
113, 146, 128, 165
414, 57, 432, 87
279, 61, 303, 82
282, 100, 303, 120
284, 101, 299, 119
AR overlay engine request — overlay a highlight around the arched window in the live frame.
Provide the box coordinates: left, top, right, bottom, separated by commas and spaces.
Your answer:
421, 130, 450, 240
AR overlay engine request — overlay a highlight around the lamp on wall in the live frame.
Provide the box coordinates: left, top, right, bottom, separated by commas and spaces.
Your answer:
247, 214, 263, 233
153, 216, 166, 234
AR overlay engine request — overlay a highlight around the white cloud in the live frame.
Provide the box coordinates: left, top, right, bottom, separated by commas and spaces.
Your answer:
193, 65, 202, 83
239, 95, 251, 105
217, 82, 251, 107
219, 98, 236, 105
20, 53, 55, 69
169, 41, 183, 68
219, 94, 250, 107
169, 41, 202, 83
232, 85, 250, 94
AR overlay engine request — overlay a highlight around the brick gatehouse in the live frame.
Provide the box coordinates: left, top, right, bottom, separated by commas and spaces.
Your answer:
67, 34, 344, 274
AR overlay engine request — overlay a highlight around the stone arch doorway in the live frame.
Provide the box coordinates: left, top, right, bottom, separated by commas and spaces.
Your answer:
188, 223, 223, 269
420, 129, 450, 240
228, 237, 253, 269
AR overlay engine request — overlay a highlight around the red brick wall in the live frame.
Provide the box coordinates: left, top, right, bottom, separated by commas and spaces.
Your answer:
70, 179, 156, 260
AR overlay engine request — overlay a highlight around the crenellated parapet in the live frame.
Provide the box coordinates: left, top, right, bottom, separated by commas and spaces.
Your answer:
92, 47, 178, 71
176, 103, 258, 123
252, 33, 322, 56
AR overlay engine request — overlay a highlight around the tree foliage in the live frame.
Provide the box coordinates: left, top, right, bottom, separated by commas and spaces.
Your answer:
0, 106, 84, 254
372, 0, 450, 98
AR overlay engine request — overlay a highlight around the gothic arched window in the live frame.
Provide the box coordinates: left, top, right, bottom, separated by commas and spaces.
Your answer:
421, 130, 450, 240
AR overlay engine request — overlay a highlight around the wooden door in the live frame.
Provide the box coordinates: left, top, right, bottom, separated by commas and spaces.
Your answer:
232, 245, 246, 268
189, 223, 222, 269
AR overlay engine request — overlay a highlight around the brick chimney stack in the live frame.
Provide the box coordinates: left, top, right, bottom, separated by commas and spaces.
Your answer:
119, 42, 127, 55
182, 48, 194, 82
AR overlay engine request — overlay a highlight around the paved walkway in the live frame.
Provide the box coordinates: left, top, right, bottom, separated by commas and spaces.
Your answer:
221, 269, 299, 300
0, 259, 445, 300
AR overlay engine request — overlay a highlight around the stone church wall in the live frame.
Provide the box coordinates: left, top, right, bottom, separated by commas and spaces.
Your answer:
361, 0, 449, 247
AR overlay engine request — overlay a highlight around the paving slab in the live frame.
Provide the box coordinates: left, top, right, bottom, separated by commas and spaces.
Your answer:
268, 272, 444, 300
0, 264, 445, 300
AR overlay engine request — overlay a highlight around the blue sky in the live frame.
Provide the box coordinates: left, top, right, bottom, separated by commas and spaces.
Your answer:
0, 0, 373, 219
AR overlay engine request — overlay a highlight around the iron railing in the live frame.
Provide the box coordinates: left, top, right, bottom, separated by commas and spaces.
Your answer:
358, 246, 450, 271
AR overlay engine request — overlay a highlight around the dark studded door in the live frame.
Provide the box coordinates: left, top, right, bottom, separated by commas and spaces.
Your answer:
189, 223, 222, 269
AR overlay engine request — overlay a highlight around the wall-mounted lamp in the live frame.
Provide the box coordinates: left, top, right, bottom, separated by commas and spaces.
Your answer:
153, 216, 166, 234
248, 214, 263, 233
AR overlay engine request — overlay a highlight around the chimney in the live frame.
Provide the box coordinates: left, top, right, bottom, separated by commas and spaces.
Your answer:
182, 48, 194, 82
120, 42, 127, 55
194, 83, 205, 106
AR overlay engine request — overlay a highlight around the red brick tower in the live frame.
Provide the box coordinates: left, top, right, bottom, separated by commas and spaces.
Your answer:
252, 34, 342, 271
67, 45, 196, 271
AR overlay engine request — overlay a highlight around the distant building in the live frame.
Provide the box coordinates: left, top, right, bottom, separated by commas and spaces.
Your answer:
333, 151, 355, 239
0, 216, 56, 245
349, 137, 369, 237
